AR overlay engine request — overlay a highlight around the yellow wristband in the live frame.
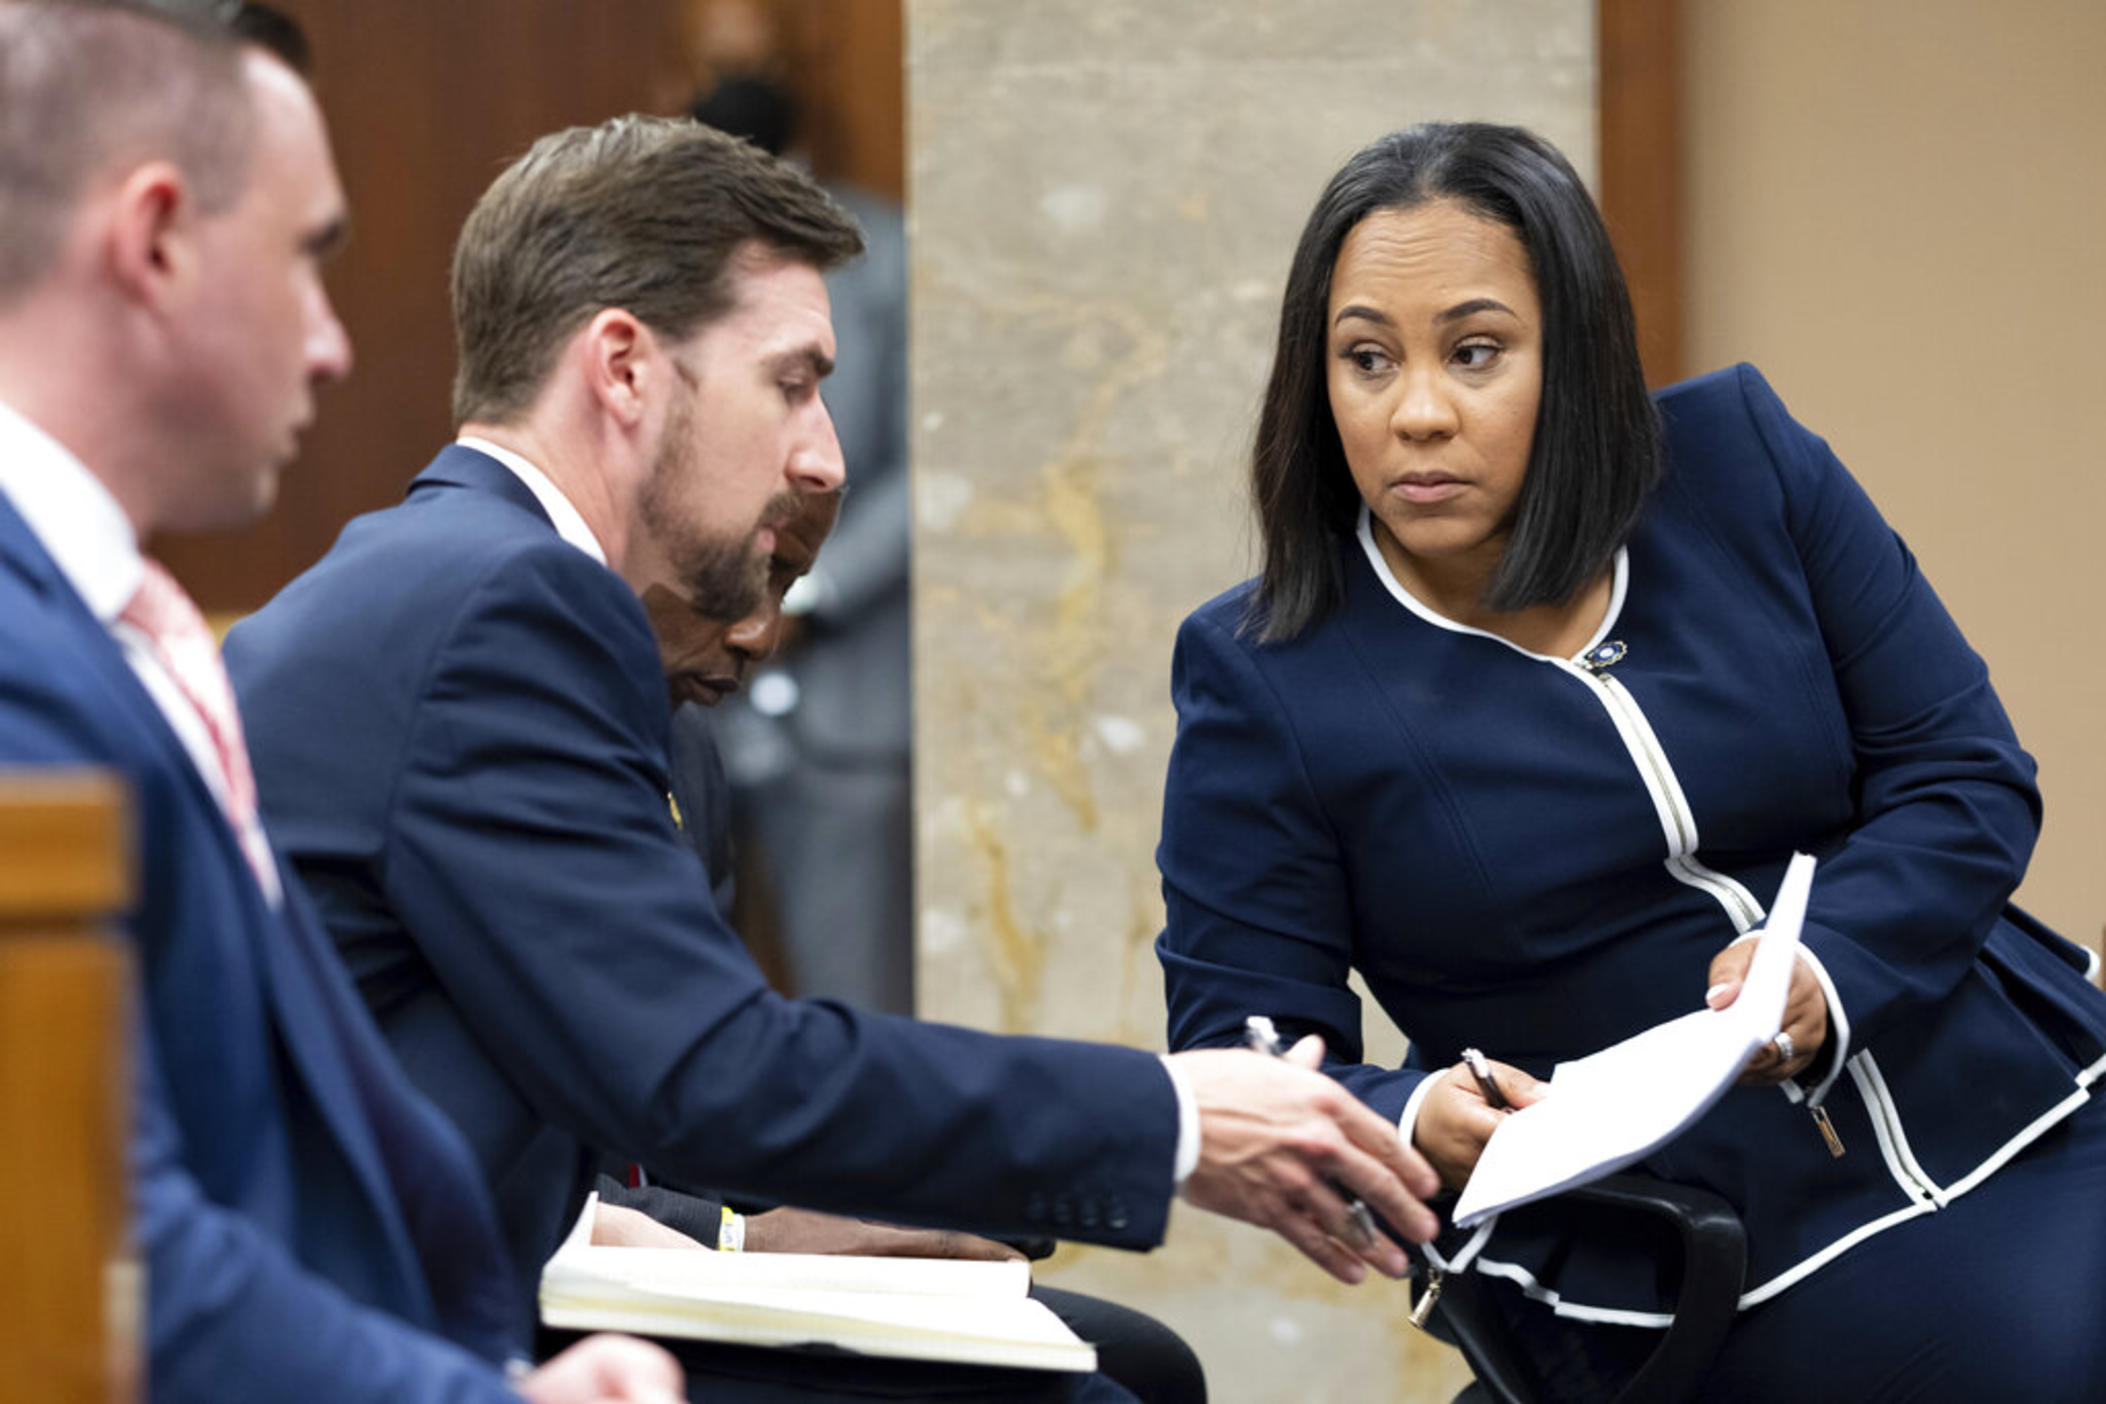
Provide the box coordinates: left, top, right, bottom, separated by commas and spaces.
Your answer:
717, 1205, 744, 1252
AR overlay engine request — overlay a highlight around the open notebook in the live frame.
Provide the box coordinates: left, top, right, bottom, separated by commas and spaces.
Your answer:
1453, 852, 1817, 1229
539, 1195, 1098, 1373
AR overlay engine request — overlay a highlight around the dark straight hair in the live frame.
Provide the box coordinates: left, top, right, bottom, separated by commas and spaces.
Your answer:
1247, 122, 1662, 642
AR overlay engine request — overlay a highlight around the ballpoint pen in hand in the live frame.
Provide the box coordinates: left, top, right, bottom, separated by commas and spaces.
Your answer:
1459, 1047, 1512, 1110
1457, 1048, 1507, 1111
1244, 1015, 1382, 1247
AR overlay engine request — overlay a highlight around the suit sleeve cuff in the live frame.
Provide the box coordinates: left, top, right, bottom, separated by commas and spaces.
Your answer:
1736, 928, 1850, 1108
1792, 939, 1851, 1105
1398, 1069, 1439, 1154
1157, 1054, 1201, 1186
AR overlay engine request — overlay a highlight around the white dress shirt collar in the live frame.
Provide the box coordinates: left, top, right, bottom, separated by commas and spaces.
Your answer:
455, 434, 608, 567
0, 394, 284, 905
0, 396, 143, 622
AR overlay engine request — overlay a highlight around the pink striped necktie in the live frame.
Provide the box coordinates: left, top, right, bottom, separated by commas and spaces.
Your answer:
119, 557, 277, 896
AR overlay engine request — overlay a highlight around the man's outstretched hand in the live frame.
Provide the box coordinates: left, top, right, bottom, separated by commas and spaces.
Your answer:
1170, 1035, 1442, 1283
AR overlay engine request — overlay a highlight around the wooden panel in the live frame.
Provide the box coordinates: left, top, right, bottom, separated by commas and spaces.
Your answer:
1599, 0, 1683, 386
786, 0, 905, 202
155, 0, 905, 613
0, 771, 129, 920
660, 0, 906, 199
0, 773, 134, 1403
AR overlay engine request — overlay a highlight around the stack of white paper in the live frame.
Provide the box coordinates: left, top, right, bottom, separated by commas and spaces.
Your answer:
1451, 852, 1816, 1229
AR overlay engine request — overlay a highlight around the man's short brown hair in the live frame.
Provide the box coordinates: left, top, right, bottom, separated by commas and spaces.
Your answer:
0, 0, 253, 305
449, 115, 864, 426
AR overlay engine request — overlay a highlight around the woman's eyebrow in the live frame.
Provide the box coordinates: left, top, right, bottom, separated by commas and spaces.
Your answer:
1437, 297, 1517, 324
1332, 303, 1392, 328
1332, 297, 1519, 329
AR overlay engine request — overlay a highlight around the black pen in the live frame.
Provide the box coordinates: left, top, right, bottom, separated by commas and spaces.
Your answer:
1459, 1047, 1511, 1110
1244, 1015, 1381, 1246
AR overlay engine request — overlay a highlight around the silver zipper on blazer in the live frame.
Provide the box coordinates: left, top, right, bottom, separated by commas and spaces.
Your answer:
1847, 1052, 1942, 1204
1569, 647, 1848, 1156
1568, 650, 1763, 932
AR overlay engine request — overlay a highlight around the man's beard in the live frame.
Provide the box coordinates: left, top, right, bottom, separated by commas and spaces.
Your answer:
663, 512, 766, 622
640, 404, 784, 621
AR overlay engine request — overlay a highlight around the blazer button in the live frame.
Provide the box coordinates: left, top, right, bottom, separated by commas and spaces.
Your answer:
1026, 1192, 1048, 1222
1106, 1199, 1129, 1231
1051, 1196, 1074, 1228
1078, 1198, 1100, 1230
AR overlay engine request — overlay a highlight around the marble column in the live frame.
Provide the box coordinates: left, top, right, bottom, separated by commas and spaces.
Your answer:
909, 4, 1594, 1398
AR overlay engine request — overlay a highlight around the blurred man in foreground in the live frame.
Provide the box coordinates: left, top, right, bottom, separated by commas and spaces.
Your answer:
0, 3, 675, 1398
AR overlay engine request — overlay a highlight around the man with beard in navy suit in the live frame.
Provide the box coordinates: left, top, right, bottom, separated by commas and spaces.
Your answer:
229, 111, 1440, 1401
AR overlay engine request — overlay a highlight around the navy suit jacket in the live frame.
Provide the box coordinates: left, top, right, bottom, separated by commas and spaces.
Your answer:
226, 446, 1179, 1301
0, 496, 523, 1402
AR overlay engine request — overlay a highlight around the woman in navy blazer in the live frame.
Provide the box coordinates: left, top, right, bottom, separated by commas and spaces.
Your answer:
1157, 123, 2106, 1401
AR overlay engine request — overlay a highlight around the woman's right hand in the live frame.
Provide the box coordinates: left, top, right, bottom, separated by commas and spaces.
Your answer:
1411, 1058, 1548, 1192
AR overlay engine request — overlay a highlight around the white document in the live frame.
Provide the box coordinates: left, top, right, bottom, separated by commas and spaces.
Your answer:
1451, 852, 1816, 1229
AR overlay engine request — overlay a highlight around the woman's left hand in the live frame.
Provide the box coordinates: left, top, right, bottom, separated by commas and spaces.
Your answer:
1705, 939, 1829, 1085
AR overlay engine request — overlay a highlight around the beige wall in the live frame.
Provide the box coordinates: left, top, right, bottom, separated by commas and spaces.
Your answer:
1687, 0, 2106, 954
